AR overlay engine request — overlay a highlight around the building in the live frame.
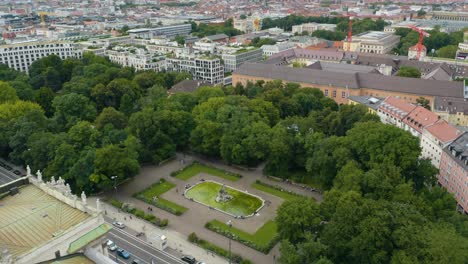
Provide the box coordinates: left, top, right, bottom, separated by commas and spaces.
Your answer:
408, 44, 427, 60
0, 41, 82, 72
0, 173, 108, 264
222, 48, 263, 72
429, 11, 468, 22
233, 62, 465, 105
348, 96, 384, 114
291, 23, 336, 35
377, 96, 416, 128
438, 133, 468, 214
434, 95, 468, 127
402, 106, 440, 138
261, 41, 295, 57
165, 55, 224, 84
127, 24, 192, 39
106, 49, 165, 71
456, 31, 468, 60
421, 120, 461, 168
343, 31, 401, 54
169, 80, 212, 94
233, 17, 262, 33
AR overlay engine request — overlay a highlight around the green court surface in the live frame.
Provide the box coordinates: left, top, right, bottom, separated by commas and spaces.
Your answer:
185, 181, 263, 216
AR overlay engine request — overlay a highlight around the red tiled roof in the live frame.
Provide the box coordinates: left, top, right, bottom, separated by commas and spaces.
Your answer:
404, 106, 440, 133
425, 120, 461, 143
379, 96, 416, 119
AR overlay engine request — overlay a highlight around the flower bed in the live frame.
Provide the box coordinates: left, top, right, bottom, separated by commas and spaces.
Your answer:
107, 198, 168, 228
171, 161, 242, 181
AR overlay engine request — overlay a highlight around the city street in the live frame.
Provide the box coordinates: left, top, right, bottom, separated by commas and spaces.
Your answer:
103, 217, 185, 264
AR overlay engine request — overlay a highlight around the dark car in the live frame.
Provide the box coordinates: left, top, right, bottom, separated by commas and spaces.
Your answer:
117, 248, 131, 259
181, 255, 196, 264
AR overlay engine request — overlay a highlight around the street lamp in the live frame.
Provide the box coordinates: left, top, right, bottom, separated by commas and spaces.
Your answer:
227, 220, 232, 264
111, 176, 117, 198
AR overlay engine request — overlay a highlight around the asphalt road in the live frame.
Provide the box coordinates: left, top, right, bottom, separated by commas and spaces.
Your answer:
104, 219, 186, 264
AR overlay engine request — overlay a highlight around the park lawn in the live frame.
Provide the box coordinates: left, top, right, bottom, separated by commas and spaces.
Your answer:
251, 182, 302, 202
185, 181, 262, 217
208, 219, 278, 249
134, 179, 188, 215
174, 163, 240, 181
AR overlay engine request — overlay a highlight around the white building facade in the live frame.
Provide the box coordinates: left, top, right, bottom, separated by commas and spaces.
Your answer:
165, 56, 224, 84
222, 48, 263, 72
0, 41, 82, 72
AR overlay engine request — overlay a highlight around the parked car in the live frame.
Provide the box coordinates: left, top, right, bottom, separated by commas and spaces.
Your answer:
132, 259, 141, 264
181, 255, 196, 264
106, 239, 117, 251
112, 221, 126, 229
117, 248, 131, 259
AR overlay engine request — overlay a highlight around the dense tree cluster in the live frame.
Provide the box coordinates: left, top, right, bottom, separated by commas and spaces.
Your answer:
0, 53, 191, 194
262, 15, 387, 38
275, 121, 468, 263
393, 27, 467, 57
190, 18, 243, 38
249, 37, 277, 48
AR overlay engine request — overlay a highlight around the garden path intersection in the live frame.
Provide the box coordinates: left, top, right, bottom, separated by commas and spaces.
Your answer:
100, 152, 321, 264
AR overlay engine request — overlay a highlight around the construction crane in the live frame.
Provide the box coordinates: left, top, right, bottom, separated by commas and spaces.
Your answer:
37, 11, 55, 35
407, 25, 430, 60
344, 12, 353, 51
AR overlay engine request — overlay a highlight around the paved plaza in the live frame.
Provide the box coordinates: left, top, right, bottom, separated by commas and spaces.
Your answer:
103, 153, 322, 264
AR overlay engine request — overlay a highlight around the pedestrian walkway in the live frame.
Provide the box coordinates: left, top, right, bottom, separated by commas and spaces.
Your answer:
88, 197, 228, 264
97, 152, 322, 264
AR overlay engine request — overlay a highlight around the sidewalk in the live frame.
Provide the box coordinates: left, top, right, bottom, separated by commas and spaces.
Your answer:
88, 197, 228, 264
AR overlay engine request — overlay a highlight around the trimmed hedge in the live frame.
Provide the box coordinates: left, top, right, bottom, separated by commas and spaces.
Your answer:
188, 233, 252, 264
133, 178, 188, 216
107, 198, 168, 228
205, 220, 279, 254
171, 161, 242, 181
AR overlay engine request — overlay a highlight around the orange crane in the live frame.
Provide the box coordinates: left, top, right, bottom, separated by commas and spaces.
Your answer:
37, 11, 55, 34
407, 25, 430, 60
344, 13, 353, 51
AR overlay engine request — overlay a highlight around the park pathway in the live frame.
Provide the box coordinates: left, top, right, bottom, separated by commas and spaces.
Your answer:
100, 152, 323, 264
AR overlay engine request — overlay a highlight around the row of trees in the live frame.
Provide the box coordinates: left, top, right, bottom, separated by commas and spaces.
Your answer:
275, 122, 468, 264
262, 15, 387, 40
190, 19, 243, 38
393, 27, 467, 57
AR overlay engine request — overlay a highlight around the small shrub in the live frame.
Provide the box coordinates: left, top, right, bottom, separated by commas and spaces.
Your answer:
134, 208, 145, 218
188, 232, 199, 243
109, 198, 123, 208
159, 219, 169, 227
144, 214, 156, 221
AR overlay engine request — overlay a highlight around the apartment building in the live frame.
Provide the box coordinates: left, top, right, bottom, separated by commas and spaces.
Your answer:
438, 133, 468, 214
0, 41, 82, 72
222, 48, 262, 72
165, 56, 224, 84
421, 120, 460, 168
291, 23, 336, 35
343, 31, 400, 54
106, 49, 165, 71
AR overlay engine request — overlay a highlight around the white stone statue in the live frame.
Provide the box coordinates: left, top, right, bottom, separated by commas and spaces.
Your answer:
58, 177, 64, 186
81, 191, 87, 205
96, 198, 101, 213
26, 165, 31, 177
65, 183, 71, 193
36, 170, 42, 182
50, 176, 56, 185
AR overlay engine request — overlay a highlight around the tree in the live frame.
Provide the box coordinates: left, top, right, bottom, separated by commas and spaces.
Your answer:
95, 107, 128, 130
174, 35, 185, 46
0, 81, 19, 103
436, 45, 458, 59
416, 97, 431, 110
240, 14, 247, 20
276, 197, 322, 244
52, 93, 97, 129
34, 87, 55, 117
396, 66, 421, 78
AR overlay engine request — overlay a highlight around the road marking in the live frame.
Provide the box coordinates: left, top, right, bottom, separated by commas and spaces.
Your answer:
110, 227, 184, 263
108, 231, 178, 264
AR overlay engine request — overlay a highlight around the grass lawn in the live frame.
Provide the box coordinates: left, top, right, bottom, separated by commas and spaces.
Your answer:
207, 219, 278, 252
251, 181, 303, 202
185, 181, 263, 217
173, 162, 240, 181
134, 179, 188, 215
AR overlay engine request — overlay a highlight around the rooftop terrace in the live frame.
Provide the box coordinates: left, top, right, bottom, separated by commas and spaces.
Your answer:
0, 185, 89, 257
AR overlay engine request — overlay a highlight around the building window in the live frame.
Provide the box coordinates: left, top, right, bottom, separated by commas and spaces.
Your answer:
342, 91, 346, 98
324, 89, 328, 96
333, 91, 336, 98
